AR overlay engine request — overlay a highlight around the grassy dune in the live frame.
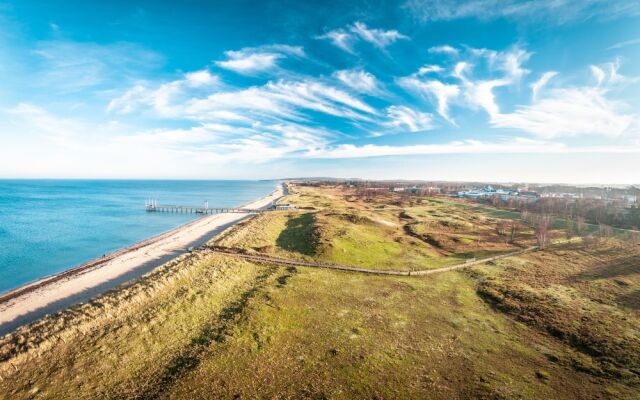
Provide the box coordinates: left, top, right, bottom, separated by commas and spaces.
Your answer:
1, 185, 638, 399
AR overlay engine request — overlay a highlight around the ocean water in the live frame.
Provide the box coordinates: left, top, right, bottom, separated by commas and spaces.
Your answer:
0, 180, 278, 294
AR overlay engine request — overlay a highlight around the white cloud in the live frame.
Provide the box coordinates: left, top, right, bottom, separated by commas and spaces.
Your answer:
217, 52, 282, 74
262, 80, 377, 118
349, 22, 408, 49
590, 58, 630, 85
184, 85, 294, 121
318, 22, 408, 52
428, 45, 458, 55
107, 69, 220, 116
498, 48, 530, 80
185, 70, 219, 87
333, 69, 381, 94
399, 51, 640, 141
530, 71, 557, 100
426, 48, 530, 118
398, 76, 460, 123
464, 79, 508, 116
607, 37, 640, 50
107, 85, 147, 114
417, 65, 444, 75
215, 45, 304, 74
590, 65, 606, 86
6, 102, 335, 173
111, 75, 378, 124
492, 87, 636, 138
452, 61, 509, 117
305, 138, 569, 158
119, 121, 333, 163
317, 29, 355, 53
385, 105, 435, 132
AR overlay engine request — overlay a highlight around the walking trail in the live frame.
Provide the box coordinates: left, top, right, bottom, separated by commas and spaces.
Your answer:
202, 243, 547, 277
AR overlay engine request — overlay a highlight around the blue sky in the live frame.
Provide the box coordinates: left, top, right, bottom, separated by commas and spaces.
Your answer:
1, 0, 639, 183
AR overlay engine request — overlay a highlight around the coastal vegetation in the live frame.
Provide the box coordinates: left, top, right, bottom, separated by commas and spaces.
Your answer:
1, 184, 639, 399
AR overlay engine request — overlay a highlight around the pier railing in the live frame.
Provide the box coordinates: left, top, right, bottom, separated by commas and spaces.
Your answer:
144, 204, 299, 214
145, 204, 257, 214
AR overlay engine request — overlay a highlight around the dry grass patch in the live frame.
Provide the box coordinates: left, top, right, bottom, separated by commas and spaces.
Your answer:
475, 241, 640, 384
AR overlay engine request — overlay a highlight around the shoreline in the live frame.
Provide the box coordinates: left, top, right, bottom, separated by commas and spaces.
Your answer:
0, 184, 284, 336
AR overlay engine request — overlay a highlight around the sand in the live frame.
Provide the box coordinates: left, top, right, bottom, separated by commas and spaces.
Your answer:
0, 185, 284, 336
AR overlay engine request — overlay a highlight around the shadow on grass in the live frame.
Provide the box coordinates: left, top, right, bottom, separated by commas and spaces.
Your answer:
617, 289, 640, 311
570, 254, 640, 282
276, 213, 317, 256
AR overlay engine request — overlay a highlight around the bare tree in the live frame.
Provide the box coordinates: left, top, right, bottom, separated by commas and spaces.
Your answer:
521, 210, 533, 226
496, 220, 507, 236
625, 227, 639, 250
598, 223, 614, 239
509, 220, 521, 244
492, 194, 502, 208
535, 215, 552, 249
576, 216, 587, 237
565, 219, 576, 240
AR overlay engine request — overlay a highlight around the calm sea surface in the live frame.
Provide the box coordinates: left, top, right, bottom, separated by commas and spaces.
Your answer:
0, 180, 278, 294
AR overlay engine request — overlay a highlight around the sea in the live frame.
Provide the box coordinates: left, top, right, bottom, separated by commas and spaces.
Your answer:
0, 180, 278, 294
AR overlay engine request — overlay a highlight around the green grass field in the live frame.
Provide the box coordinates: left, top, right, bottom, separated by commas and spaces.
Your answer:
1, 185, 638, 399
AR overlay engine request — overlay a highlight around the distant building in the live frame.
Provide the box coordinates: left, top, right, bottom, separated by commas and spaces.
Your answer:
457, 186, 538, 202
391, 186, 419, 193
621, 194, 638, 206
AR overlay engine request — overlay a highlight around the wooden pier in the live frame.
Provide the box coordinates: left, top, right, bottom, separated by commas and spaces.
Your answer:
144, 198, 297, 215
145, 204, 258, 214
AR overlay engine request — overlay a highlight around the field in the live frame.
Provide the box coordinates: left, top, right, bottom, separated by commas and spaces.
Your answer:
0, 184, 638, 399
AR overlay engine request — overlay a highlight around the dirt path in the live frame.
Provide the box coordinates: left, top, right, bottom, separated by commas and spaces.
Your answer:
202, 244, 542, 277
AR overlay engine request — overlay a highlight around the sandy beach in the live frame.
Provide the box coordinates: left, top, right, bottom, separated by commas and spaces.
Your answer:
0, 184, 284, 336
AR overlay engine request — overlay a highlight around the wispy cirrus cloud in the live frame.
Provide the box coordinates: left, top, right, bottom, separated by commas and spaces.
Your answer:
403, 0, 640, 24
428, 45, 458, 55
454, 48, 531, 117
318, 21, 408, 53
305, 138, 566, 158
530, 71, 557, 100
316, 29, 355, 53
333, 69, 382, 95
120, 121, 333, 163
32, 40, 163, 92
398, 77, 460, 123
349, 21, 409, 49
607, 37, 640, 50
215, 44, 304, 74
107, 69, 219, 116
7, 102, 333, 167
493, 60, 639, 138
385, 105, 435, 132
492, 86, 637, 138
399, 47, 530, 123
186, 79, 377, 122
417, 64, 445, 76
109, 69, 378, 126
